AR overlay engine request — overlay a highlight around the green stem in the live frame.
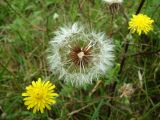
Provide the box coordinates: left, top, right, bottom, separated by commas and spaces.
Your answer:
107, 0, 146, 117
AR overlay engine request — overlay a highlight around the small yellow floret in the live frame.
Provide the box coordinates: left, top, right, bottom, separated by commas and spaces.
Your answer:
128, 14, 154, 35
22, 78, 59, 113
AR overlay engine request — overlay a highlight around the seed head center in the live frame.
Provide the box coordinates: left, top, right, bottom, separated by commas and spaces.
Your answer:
77, 51, 84, 59
69, 44, 92, 66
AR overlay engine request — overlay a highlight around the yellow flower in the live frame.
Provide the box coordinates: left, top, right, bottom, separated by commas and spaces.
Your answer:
128, 14, 154, 35
22, 78, 59, 113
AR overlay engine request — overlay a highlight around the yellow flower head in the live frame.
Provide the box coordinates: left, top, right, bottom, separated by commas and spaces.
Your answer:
128, 14, 154, 35
22, 78, 59, 113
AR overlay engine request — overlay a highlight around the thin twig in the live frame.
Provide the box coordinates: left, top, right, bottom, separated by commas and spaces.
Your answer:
89, 80, 102, 97
67, 102, 95, 117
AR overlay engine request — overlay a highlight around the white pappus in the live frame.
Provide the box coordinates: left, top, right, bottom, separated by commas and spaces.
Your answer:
48, 22, 114, 86
102, 0, 123, 4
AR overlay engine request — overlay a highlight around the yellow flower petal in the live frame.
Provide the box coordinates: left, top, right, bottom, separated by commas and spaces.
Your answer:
128, 14, 154, 35
22, 78, 58, 113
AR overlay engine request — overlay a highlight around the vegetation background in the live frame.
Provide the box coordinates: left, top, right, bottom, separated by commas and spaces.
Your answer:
0, 0, 160, 120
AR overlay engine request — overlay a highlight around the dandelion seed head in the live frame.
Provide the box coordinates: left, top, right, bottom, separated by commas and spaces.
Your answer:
102, 0, 123, 4
119, 83, 135, 98
48, 23, 114, 86
102, 0, 123, 14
